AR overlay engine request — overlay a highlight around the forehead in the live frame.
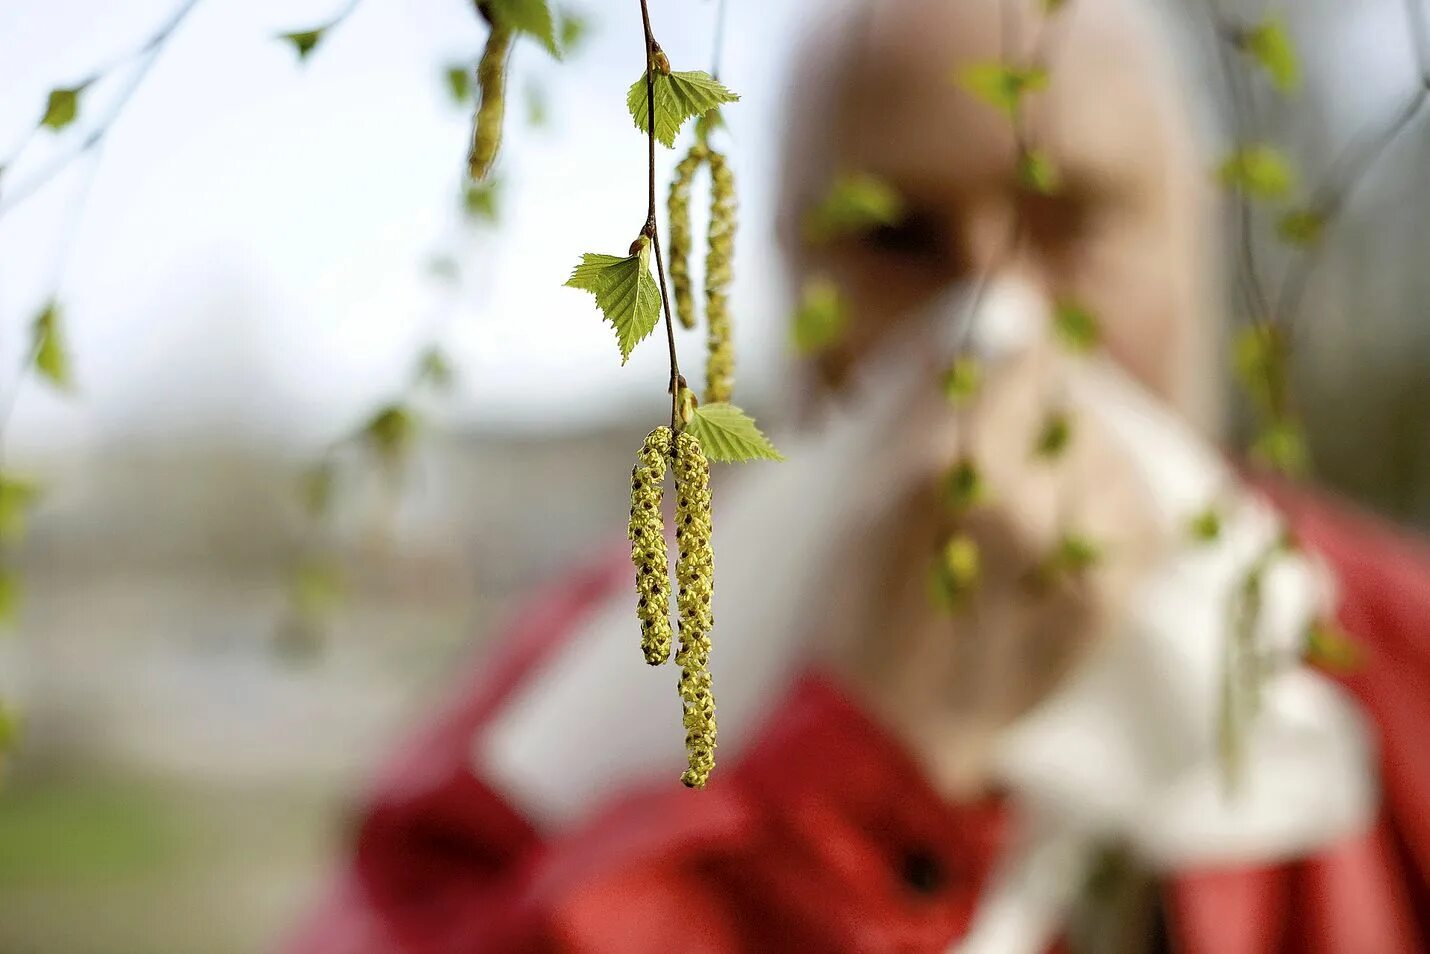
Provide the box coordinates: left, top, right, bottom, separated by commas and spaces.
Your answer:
827, 0, 1183, 193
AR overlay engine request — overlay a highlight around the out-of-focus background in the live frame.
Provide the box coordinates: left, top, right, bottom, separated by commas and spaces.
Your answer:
0, 0, 1424, 951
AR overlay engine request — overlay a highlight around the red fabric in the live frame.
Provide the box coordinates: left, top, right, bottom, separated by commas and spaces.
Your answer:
289, 484, 1430, 954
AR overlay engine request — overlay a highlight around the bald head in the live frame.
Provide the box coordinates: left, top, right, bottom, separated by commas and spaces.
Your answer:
783, 0, 1217, 428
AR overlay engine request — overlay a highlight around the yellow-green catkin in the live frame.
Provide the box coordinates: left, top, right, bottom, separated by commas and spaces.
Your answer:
468, 23, 512, 181
630, 427, 673, 666
667, 144, 709, 331
673, 432, 716, 787
704, 149, 736, 404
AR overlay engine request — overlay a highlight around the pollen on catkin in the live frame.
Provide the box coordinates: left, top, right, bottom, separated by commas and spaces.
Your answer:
630, 427, 674, 666
673, 432, 716, 787
667, 144, 709, 331
468, 23, 511, 181
704, 150, 736, 404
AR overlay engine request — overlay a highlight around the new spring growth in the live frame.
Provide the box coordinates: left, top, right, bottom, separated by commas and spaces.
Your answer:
630, 427, 674, 666
673, 431, 716, 788
666, 118, 738, 403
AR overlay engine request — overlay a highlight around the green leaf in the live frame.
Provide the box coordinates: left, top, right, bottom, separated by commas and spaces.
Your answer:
463, 180, 500, 222
930, 533, 981, 611
445, 64, 472, 103
1017, 149, 1061, 195
1052, 300, 1100, 352
1243, 18, 1299, 93
363, 404, 417, 460
684, 403, 783, 463
416, 347, 454, 391
1250, 417, 1308, 475
298, 463, 334, 517
487, 0, 559, 56
0, 477, 42, 543
1033, 410, 1073, 459
564, 242, 662, 363
1217, 146, 1296, 200
1304, 619, 1361, 672
955, 62, 1048, 116
0, 696, 19, 748
627, 69, 739, 148
525, 81, 549, 128
41, 87, 82, 131
280, 30, 324, 60
0, 570, 16, 629
558, 9, 590, 55
790, 277, 847, 354
1232, 323, 1287, 416
1052, 533, 1102, 572
941, 356, 983, 405
31, 302, 71, 391
1187, 506, 1223, 543
942, 458, 987, 513
803, 172, 905, 244
289, 558, 344, 620
1277, 208, 1325, 247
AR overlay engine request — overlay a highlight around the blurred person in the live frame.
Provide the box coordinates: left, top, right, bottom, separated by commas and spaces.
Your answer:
291, 0, 1430, 951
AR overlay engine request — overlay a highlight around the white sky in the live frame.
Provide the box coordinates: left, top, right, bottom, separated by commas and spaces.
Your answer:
0, 0, 806, 457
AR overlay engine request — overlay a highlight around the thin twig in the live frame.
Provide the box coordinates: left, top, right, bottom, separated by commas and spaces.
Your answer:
638, 0, 684, 434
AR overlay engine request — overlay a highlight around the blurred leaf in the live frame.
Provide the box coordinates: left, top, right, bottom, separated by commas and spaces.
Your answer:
1276, 208, 1325, 247
1217, 146, 1295, 200
487, 0, 560, 57
427, 253, 461, 283
1305, 619, 1362, 672
803, 172, 904, 244
694, 108, 725, 142
525, 81, 549, 128
0, 697, 19, 750
40, 87, 82, 130
289, 558, 344, 620
363, 403, 417, 460
298, 463, 333, 518
941, 355, 983, 405
463, 179, 500, 222
955, 62, 1048, 116
1017, 148, 1061, 195
1243, 17, 1300, 93
0, 477, 41, 543
1232, 323, 1286, 417
930, 533, 981, 611
1250, 417, 1308, 475
0, 571, 16, 629
558, 9, 590, 55
1187, 506, 1223, 543
1041, 0, 1068, 11
445, 64, 472, 103
1052, 300, 1100, 352
416, 347, 455, 392
1052, 533, 1102, 573
30, 302, 72, 391
942, 458, 987, 513
280, 29, 324, 60
684, 403, 783, 463
627, 69, 739, 148
1033, 410, 1073, 459
790, 277, 847, 354
565, 241, 661, 363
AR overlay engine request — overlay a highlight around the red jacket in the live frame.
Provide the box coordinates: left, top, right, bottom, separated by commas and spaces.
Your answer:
289, 483, 1430, 953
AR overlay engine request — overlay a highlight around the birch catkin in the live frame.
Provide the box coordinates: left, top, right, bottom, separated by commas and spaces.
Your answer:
703, 149, 736, 404
629, 427, 674, 666
673, 432, 716, 787
667, 144, 709, 331
468, 23, 512, 181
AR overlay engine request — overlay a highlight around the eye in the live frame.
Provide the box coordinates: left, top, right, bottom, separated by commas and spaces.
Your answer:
859, 208, 948, 263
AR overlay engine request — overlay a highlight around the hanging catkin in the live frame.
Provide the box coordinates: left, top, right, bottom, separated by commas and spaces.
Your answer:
703, 149, 736, 403
673, 432, 716, 787
468, 21, 512, 181
667, 144, 709, 331
629, 427, 674, 666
